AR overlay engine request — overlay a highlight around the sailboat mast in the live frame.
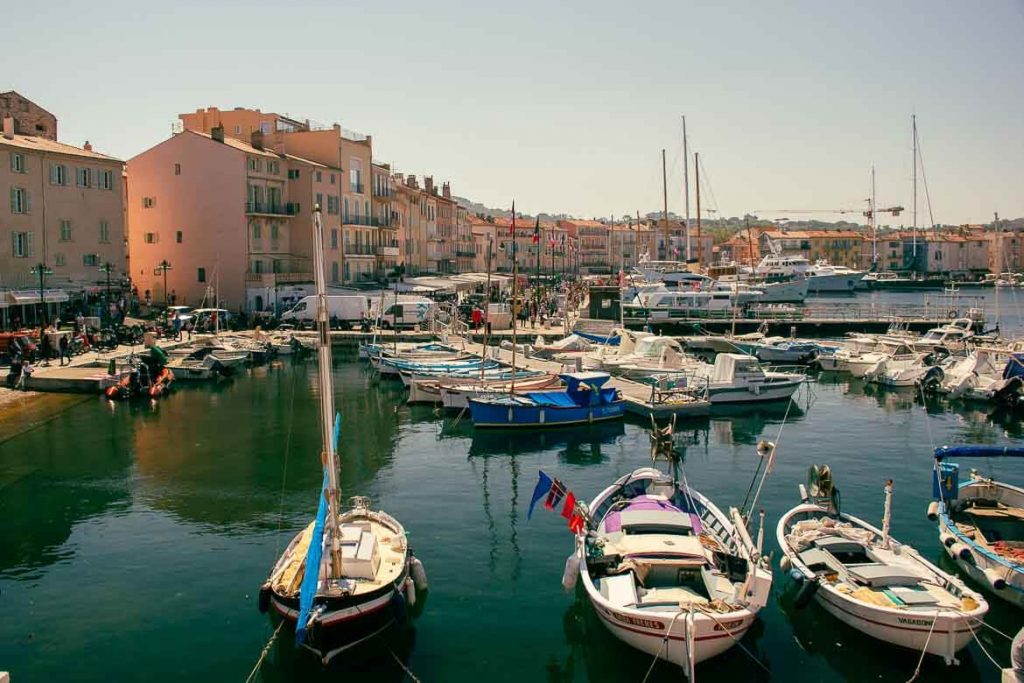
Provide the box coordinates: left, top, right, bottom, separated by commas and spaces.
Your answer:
682, 116, 690, 262
871, 165, 877, 267
695, 153, 701, 268
661, 149, 669, 261
481, 226, 493, 380
510, 204, 517, 394
912, 115, 918, 264
311, 206, 344, 578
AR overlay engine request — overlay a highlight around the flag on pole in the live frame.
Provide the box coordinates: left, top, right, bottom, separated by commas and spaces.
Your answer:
532, 217, 540, 244
561, 492, 577, 520
527, 470, 553, 519
544, 479, 566, 511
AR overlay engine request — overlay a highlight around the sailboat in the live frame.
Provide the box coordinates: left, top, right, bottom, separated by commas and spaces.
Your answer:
258, 206, 426, 664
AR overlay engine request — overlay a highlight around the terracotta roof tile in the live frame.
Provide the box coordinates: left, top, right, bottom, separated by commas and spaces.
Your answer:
0, 133, 121, 162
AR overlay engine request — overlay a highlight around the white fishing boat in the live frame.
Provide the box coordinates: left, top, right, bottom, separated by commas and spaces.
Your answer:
930, 446, 1024, 608
258, 206, 426, 664
695, 353, 804, 404
570, 439, 773, 676
778, 466, 988, 665
437, 374, 563, 410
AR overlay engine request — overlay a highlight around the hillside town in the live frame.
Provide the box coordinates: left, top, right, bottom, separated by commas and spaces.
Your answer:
1, 90, 1021, 326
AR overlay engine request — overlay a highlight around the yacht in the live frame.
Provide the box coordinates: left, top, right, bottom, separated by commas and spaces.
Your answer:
805, 260, 866, 293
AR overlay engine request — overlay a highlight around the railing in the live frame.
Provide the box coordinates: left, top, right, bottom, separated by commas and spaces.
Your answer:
246, 202, 297, 216
344, 244, 376, 256
343, 215, 389, 227
349, 182, 365, 194
373, 188, 392, 198
376, 245, 400, 256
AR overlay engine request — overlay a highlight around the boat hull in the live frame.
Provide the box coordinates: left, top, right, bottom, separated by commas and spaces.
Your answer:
706, 379, 801, 404
468, 400, 624, 428
756, 278, 809, 303
807, 272, 864, 293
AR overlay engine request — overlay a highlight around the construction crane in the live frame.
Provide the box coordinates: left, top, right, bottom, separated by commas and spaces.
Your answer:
753, 201, 904, 265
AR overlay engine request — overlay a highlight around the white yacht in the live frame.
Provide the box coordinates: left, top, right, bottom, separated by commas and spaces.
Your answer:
755, 254, 864, 294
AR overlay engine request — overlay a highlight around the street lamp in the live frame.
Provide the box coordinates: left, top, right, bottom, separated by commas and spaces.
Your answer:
98, 262, 116, 302
30, 263, 53, 324
154, 260, 172, 309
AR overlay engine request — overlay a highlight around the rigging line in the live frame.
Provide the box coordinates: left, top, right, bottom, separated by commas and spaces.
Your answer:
979, 618, 1020, 643
917, 382, 936, 455
904, 610, 940, 682
389, 648, 423, 683
274, 361, 301, 558
696, 154, 723, 221
245, 620, 284, 683
915, 131, 937, 229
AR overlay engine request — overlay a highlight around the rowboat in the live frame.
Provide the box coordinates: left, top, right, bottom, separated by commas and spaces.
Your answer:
778, 465, 988, 665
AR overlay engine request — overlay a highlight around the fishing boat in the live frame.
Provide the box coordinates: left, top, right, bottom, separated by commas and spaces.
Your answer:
569, 437, 774, 676
929, 445, 1024, 608
695, 353, 804, 404
467, 372, 624, 428
778, 465, 988, 664
258, 207, 426, 664
436, 374, 562, 410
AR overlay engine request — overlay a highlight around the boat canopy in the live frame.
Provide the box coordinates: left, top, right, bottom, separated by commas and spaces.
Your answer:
559, 372, 618, 406
1003, 353, 1024, 381
526, 392, 577, 408
934, 445, 1024, 461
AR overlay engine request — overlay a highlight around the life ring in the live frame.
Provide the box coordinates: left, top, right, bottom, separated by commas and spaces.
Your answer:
948, 310, 957, 319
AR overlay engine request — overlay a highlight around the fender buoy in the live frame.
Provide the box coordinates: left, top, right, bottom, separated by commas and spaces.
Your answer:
562, 553, 580, 591
926, 501, 939, 521
949, 542, 973, 562
257, 586, 271, 613
949, 310, 957, 319
983, 567, 1007, 591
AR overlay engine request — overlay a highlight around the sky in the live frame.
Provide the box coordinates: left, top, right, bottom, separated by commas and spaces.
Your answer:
8, 0, 1023, 226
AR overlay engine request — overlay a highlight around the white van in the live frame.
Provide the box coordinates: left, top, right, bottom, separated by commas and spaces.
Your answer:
377, 299, 436, 330
281, 295, 368, 329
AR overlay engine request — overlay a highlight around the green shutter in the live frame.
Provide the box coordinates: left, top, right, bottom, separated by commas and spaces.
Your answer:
9, 187, 14, 213
26, 232, 33, 257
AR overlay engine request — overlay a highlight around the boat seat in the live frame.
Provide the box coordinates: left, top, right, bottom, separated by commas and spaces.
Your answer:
886, 586, 940, 606
618, 509, 693, 535
639, 585, 709, 607
812, 537, 867, 555
601, 573, 639, 607
798, 547, 842, 574
846, 563, 923, 588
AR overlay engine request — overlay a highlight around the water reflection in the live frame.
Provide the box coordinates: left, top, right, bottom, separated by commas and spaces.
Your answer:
463, 421, 625, 462
129, 361, 402, 534
0, 402, 134, 577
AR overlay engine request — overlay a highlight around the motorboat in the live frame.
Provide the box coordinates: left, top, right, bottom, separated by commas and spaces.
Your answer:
258, 207, 425, 664
908, 319, 976, 354
467, 372, 624, 428
804, 260, 866, 293
748, 338, 822, 364
864, 347, 932, 388
845, 342, 923, 379
920, 349, 1024, 406
572, 442, 773, 675
694, 353, 804, 404
778, 465, 988, 665
930, 445, 1024, 608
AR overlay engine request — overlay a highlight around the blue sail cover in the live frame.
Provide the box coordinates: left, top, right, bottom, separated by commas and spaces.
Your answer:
295, 414, 341, 645
934, 444, 1024, 461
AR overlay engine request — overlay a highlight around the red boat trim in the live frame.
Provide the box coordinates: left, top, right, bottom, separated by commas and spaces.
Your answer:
594, 606, 747, 643
817, 592, 974, 635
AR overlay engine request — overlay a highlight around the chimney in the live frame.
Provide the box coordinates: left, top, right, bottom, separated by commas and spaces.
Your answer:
2, 116, 14, 139
442, 182, 451, 200
211, 126, 225, 143
250, 130, 264, 150
424, 176, 434, 195
83, 141, 93, 152
407, 175, 418, 189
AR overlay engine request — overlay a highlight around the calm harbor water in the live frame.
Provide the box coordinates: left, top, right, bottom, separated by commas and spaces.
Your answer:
1, 290, 1023, 682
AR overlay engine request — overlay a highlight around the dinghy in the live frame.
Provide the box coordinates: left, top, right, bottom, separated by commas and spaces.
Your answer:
929, 445, 1024, 608
778, 465, 988, 665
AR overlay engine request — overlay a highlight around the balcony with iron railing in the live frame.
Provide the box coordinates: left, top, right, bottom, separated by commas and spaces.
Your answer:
349, 182, 365, 194
343, 215, 391, 227
373, 187, 392, 198
344, 243, 377, 257
246, 202, 297, 216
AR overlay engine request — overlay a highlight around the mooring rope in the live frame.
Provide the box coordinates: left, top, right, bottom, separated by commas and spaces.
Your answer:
965, 616, 1005, 671
244, 620, 284, 683
696, 607, 772, 675
904, 612, 940, 682
389, 648, 422, 683
641, 609, 686, 683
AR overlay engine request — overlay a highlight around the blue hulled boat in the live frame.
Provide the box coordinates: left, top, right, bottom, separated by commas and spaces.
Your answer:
467, 372, 624, 428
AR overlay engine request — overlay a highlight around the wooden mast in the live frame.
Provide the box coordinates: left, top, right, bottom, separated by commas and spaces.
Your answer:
510, 203, 518, 394
311, 205, 344, 577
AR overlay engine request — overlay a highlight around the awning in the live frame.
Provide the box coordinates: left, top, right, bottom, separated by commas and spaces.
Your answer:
6, 289, 71, 305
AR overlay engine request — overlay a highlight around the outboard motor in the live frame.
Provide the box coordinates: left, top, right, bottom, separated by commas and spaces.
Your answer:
919, 365, 945, 394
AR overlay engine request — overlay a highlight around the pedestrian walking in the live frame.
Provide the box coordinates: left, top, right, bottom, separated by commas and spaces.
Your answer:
172, 315, 182, 341
58, 333, 72, 366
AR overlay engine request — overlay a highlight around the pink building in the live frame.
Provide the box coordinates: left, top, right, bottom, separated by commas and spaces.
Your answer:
127, 128, 319, 312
